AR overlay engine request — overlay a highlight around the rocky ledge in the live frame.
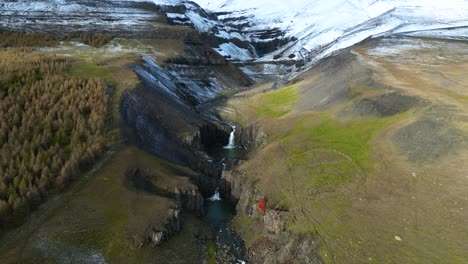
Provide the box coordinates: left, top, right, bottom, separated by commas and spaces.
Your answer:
217, 127, 323, 263
125, 167, 206, 247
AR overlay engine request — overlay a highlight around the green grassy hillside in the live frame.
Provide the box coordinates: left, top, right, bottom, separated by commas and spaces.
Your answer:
222, 37, 468, 264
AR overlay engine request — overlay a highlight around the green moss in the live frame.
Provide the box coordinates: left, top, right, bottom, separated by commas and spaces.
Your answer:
71, 60, 115, 83
282, 114, 403, 190
206, 240, 216, 264
251, 85, 298, 118
234, 216, 253, 229
217, 88, 238, 98
233, 216, 264, 247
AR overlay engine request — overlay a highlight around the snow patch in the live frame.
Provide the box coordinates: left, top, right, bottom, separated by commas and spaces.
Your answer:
215, 43, 253, 60
189, 0, 468, 64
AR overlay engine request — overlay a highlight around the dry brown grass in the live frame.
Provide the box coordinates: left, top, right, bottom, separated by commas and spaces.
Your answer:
225, 37, 468, 263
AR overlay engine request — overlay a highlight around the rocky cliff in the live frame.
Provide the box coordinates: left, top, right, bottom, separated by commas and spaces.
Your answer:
223, 166, 323, 264
216, 124, 323, 263
126, 167, 206, 247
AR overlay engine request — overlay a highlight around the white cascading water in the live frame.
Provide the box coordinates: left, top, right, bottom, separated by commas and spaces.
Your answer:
221, 163, 227, 179
209, 163, 227, 200
224, 125, 236, 149
208, 188, 222, 201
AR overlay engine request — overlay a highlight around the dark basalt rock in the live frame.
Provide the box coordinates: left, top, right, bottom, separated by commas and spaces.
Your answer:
248, 231, 322, 264
225, 168, 323, 263
120, 89, 195, 165
125, 167, 205, 247
174, 186, 204, 214
163, 2, 301, 63
134, 207, 182, 248
234, 123, 266, 153
216, 136, 323, 263
0, 0, 168, 37
199, 123, 231, 149
121, 40, 250, 163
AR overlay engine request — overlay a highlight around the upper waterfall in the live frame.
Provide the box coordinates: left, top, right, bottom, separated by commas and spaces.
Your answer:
224, 125, 236, 149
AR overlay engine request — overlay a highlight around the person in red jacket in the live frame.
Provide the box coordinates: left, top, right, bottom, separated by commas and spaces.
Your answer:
258, 196, 266, 213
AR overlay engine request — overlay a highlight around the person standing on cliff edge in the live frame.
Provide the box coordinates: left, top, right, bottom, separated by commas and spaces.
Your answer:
258, 196, 266, 213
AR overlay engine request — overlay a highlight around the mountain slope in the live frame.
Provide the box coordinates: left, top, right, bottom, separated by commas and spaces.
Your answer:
219, 36, 468, 263
0, 0, 170, 36
2, 0, 467, 70
186, 0, 468, 65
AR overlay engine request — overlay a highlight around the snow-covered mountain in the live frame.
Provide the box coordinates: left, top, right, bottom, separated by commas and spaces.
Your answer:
0, 0, 169, 36
174, 0, 468, 65
2, 0, 468, 69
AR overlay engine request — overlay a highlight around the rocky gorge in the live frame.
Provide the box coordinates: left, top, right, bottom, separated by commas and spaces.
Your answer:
111, 37, 327, 262
0, 1, 467, 264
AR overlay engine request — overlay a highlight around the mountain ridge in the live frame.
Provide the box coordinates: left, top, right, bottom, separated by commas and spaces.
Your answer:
1, 0, 468, 74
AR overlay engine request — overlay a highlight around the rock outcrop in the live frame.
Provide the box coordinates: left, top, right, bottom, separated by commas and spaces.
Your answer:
234, 123, 267, 153
174, 186, 204, 214
133, 183, 208, 248
125, 166, 206, 248
248, 231, 322, 264
136, 207, 182, 247
263, 210, 285, 235
225, 167, 323, 263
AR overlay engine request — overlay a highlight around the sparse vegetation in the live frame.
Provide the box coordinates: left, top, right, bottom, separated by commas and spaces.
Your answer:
233, 216, 262, 247
71, 60, 116, 81
77, 33, 113, 48
0, 31, 113, 48
226, 36, 468, 264
250, 85, 298, 118
216, 88, 238, 99
207, 240, 216, 264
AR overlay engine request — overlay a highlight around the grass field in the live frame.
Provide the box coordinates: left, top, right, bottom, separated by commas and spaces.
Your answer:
250, 85, 298, 118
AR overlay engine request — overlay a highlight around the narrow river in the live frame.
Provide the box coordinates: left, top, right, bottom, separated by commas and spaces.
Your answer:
204, 125, 247, 263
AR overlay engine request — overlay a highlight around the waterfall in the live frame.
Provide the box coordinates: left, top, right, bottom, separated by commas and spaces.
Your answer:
224, 125, 236, 149
209, 163, 227, 201
221, 163, 227, 179
208, 188, 222, 201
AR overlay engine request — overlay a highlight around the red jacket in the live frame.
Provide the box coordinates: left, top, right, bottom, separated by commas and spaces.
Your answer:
258, 197, 266, 212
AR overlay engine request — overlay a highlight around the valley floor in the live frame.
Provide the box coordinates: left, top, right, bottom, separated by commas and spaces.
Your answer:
1, 22, 467, 264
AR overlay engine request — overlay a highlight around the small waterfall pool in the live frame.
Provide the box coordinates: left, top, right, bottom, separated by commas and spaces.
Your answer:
205, 187, 246, 263
208, 188, 222, 201
204, 138, 247, 263
205, 190, 231, 228
206, 125, 245, 160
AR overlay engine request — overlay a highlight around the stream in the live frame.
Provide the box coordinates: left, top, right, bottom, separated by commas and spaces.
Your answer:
204, 125, 247, 263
